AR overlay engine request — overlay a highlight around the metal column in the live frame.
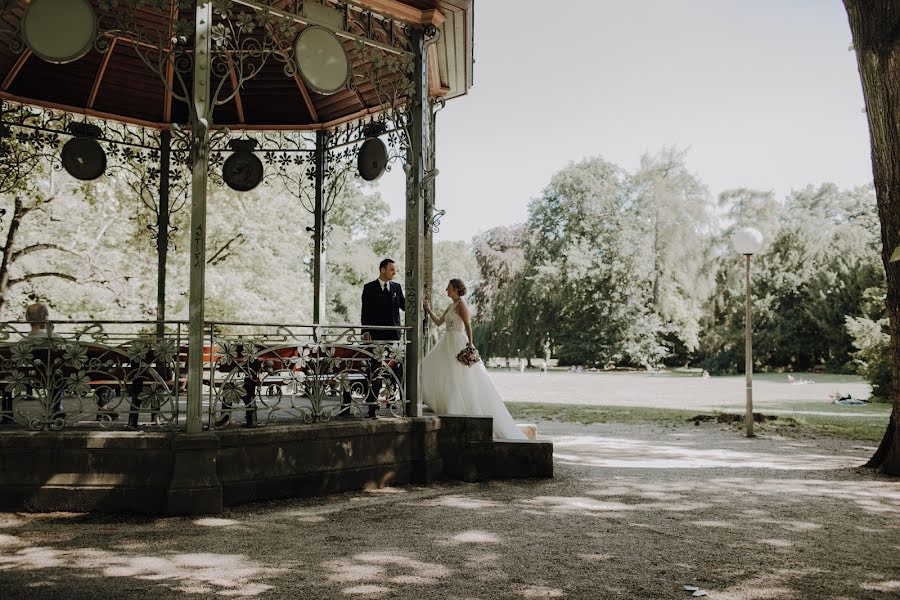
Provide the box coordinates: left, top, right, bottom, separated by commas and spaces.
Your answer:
156, 129, 171, 339
404, 27, 429, 418
185, 3, 213, 433
313, 129, 326, 324
422, 104, 436, 350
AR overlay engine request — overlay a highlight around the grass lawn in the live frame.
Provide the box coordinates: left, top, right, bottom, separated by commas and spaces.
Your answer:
764, 399, 892, 415
507, 401, 890, 442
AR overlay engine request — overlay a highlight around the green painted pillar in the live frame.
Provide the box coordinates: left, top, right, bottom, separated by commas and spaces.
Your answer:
404, 27, 430, 418
185, 3, 213, 434
313, 130, 326, 324
156, 129, 170, 340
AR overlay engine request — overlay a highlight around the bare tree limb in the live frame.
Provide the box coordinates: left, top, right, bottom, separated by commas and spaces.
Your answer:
8, 271, 78, 286
207, 233, 245, 266
16, 194, 56, 220
10, 243, 79, 263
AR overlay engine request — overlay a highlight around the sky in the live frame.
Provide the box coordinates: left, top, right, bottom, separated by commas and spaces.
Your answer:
373, 0, 873, 242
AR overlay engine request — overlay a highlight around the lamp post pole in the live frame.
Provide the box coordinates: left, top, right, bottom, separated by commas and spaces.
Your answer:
733, 226, 763, 438
744, 253, 754, 437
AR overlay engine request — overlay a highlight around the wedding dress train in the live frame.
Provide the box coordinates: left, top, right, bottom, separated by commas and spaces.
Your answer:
421, 301, 526, 440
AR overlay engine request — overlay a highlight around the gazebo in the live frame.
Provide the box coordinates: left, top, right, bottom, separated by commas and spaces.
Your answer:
0, 0, 551, 514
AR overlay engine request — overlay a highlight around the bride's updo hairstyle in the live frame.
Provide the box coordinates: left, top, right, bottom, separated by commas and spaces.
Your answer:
449, 278, 467, 296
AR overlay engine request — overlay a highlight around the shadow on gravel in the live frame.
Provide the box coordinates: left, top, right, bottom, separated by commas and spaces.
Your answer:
1, 426, 899, 599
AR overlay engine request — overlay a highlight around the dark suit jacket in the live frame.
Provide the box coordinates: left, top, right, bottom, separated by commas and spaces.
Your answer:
361, 280, 405, 340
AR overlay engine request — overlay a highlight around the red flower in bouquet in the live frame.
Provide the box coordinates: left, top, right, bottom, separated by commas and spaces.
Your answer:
456, 344, 481, 367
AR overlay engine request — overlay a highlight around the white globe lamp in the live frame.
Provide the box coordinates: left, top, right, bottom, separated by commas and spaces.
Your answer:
732, 227, 764, 255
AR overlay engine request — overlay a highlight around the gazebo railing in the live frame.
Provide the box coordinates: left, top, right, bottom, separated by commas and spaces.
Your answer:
0, 320, 407, 432
0, 321, 184, 431
204, 321, 408, 429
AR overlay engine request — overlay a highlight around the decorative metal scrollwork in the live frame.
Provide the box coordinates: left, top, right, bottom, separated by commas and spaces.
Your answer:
0, 320, 407, 431
0, 0, 417, 125
431, 208, 446, 234
207, 323, 407, 428
0, 322, 184, 431
0, 102, 189, 252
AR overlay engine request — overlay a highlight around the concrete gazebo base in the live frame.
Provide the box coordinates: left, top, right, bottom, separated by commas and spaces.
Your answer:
0, 417, 553, 515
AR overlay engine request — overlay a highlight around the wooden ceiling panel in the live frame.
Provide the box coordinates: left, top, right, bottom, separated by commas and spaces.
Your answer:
236, 68, 315, 126
0, 7, 27, 76
9, 50, 103, 110
91, 44, 165, 123
212, 98, 240, 126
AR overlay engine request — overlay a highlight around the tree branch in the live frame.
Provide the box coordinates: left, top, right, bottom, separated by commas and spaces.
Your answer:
8, 271, 78, 286
207, 233, 245, 266
10, 243, 79, 262
17, 194, 56, 219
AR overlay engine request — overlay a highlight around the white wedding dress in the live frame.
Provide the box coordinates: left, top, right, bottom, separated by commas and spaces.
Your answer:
422, 301, 526, 440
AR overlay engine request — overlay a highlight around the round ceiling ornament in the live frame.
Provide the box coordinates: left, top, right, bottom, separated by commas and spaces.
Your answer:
357, 137, 388, 182
23, 0, 97, 64
294, 26, 351, 96
61, 137, 106, 181
223, 139, 263, 192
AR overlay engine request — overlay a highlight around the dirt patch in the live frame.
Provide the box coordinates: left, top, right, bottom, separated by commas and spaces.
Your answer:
688, 413, 784, 424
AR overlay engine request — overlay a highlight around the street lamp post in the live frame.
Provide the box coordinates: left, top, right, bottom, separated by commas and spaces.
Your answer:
732, 227, 764, 437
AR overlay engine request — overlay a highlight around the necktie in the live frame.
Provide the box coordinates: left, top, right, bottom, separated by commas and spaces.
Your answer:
383, 283, 388, 293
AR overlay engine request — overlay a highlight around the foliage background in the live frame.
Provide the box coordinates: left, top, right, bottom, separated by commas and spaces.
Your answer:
0, 146, 886, 396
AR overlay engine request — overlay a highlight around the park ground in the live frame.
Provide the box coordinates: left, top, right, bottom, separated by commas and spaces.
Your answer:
0, 372, 898, 599
496, 369, 888, 442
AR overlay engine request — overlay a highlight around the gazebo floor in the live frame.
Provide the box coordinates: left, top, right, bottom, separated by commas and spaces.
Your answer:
0, 416, 552, 515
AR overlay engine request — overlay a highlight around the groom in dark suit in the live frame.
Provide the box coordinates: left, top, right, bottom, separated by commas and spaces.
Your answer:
357, 258, 405, 417
361, 258, 405, 341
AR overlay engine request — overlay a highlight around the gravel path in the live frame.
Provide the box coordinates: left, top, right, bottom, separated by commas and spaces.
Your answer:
1, 421, 898, 599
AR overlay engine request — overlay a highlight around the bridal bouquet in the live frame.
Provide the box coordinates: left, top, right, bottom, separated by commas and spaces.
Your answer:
456, 344, 481, 367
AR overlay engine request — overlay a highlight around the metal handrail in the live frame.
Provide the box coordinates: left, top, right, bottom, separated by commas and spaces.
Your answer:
0, 320, 408, 431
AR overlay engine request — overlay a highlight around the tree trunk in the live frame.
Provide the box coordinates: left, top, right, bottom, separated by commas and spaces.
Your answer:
0, 198, 23, 314
843, 0, 900, 475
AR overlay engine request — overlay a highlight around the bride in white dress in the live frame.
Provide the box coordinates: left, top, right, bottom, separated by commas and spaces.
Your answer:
422, 278, 526, 440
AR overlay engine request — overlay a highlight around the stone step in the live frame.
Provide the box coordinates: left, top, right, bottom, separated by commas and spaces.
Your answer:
436, 415, 554, 482
492, 438, 554, 479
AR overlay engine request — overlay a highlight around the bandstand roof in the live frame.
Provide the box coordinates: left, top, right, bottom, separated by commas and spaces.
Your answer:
0, 0, 473, 130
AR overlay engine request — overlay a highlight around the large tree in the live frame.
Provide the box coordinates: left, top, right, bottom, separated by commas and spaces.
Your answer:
0, 164, 126, 319
699, 184, 882, 373
843, 0, 900, 474
632, 147, 714, 358
470, 225, 532, 360
526, 158, 664, 367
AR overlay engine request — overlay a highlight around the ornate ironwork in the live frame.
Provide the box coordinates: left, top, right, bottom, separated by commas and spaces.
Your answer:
190, 122, 408, 252
89, 2, 289, 125
0, 101, 191, 252
431, 208, 446, 233
343, 1, 412, 54
0, 319, 407, 431
327, 115, 407, 173
204, 322, 407, 428
347, 39, 415, 152
0, 102, 159, 150
0, 321, 184, 431
0, 101, 164, 192
0, 102, 164, 175
0, 1, 416, 123
0, 95, 413, 255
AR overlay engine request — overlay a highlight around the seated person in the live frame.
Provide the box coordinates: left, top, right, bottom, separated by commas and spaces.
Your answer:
25, 302, 60, 339
18, 303, 65, 422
